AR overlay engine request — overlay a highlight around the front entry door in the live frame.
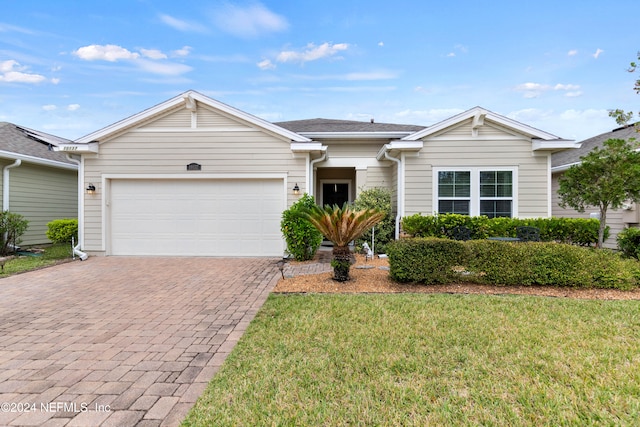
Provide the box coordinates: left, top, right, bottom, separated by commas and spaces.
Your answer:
322, 182, 350, 207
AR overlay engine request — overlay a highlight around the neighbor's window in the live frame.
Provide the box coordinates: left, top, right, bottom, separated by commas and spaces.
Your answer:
437, 169, 514, 218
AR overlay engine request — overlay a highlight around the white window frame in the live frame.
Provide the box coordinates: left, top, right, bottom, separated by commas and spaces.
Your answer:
433, 167, 518, 217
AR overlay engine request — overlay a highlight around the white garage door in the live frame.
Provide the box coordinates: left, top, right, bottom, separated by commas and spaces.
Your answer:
110, 179, 284, 256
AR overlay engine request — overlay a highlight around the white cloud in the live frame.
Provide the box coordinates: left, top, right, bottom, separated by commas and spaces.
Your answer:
277, 43, 349, 63
67, 104, 80, 111
172, 46, 192, 57
51, 77, 60, 85
515, 82, 581, 98
140, 48, 167, 60
593, 48, 604, 59
568, 49, 578, 56
42, 104, 57, 111
212, 3, 288, 38
553, 84, 580, 91
446, 52, 456, 57
135, 59, 192, 76
0, 60, 47, 84
159, 14, 208, 33
73, 44, 140, 62
257, 59, 276, 70
378, 42, 384, 47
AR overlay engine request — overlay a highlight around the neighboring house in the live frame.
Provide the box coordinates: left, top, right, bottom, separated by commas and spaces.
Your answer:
552, 123, 639, 249
55, 90, 577, 257
0, 122, 78, 246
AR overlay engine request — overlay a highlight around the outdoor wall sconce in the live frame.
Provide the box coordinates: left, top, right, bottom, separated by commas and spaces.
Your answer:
86, 184, 96, 194
293, 183, 300, 195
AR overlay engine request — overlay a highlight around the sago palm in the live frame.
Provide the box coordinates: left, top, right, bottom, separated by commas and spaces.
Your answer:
299, 203, 385, 282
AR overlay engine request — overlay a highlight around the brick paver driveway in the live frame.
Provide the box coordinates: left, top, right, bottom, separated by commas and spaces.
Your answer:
0, 257, 280, 426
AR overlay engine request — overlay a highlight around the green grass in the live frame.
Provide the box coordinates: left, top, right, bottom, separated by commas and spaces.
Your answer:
183, 293, 640, 426
0, 243, 73, 277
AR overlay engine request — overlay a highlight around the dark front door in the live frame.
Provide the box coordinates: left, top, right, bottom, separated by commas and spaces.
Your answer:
322, 183, 349, 207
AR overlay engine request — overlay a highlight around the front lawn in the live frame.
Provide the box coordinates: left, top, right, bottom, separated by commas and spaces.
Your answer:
0, 243, 73, 277
184, 293, 640, 426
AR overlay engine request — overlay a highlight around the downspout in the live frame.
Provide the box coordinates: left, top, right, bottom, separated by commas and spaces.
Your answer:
66, 154, 88, 261
308, 149, 327, 197
2, 159, 21, 250
384, 151, 402, 240
3, 159, 21, 211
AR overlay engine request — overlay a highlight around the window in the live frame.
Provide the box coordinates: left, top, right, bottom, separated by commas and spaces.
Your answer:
435, 168, 515, 218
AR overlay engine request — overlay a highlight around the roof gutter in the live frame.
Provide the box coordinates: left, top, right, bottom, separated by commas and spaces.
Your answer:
0, 150, 78, 170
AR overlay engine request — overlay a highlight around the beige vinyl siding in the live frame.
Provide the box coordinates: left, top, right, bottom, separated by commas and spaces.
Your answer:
9, 164, 77, 246
404, 119, 550, 218
82, 104, 306, 252
551, 172, 621, 249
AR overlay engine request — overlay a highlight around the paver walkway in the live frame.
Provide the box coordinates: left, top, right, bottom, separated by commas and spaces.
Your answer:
0, 257, 280, 426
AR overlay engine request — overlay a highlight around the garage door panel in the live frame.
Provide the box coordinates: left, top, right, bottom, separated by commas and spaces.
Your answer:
110, 179, 284, 256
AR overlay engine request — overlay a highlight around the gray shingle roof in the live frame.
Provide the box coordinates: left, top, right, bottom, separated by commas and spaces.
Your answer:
274, 118, 427, 133
552, 123, 639, 168
0, 122, 76, 165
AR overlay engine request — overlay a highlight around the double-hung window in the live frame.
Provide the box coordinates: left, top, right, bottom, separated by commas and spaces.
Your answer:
435, 168, 516, 218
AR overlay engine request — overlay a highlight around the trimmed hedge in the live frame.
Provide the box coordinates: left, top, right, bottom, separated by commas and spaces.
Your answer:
401, 213, 608, 246
386, 238, 468, 284
387, 238, 640, 290
46, 219, 78, 244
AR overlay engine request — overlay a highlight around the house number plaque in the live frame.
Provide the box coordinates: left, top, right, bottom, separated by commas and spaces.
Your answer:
186, 163, 202, 171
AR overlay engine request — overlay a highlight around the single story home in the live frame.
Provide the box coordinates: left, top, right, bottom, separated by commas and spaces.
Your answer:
0, 122, 78, 246
552, 123, 639, 249
55, 90, 578, 257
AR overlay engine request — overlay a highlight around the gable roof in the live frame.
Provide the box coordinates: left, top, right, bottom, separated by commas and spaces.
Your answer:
0, 122, 77, 169
275, 118, 426, 133
403, 106, 568, 141
552, 123, 639, 169
75, 90, 311, 144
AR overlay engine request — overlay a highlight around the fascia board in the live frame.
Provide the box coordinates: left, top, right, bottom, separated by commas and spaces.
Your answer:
291, 142, 327, 152
54, 143, 100, 154
75, 90, 311, 144
0, 150, 78, 170
532, 140, 581, 151
403, 107, 563, 141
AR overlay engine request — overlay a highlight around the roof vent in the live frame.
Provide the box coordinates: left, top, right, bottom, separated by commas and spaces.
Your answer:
370, 118, 374, 124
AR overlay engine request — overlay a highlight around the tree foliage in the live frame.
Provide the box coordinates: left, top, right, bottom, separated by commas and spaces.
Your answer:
609, 51, 640, 126
299, 203, 384, 282
558, 138, 640, 247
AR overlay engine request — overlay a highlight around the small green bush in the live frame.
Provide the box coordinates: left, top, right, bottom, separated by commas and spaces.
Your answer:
401, 214, 607, 246
0, 211, 28, 255
46, 219, 78, 244
353, 187, 394, 253
617, 227, 640, 259
388, 238, 640, 290
281, 194, 323, 261
386, 238, 468, 284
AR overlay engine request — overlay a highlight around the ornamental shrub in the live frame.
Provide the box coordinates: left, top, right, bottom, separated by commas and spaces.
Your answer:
617, 227, 640, 259
46, 219, 78, 244
0, 211, 28, 255
386, 238, 468, 284
401, 214, 607, 246
281, 194, 323, 261
353, 187, 394, 253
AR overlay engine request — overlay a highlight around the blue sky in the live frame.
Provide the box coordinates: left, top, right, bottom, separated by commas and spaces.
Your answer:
1, 0, 638, 141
